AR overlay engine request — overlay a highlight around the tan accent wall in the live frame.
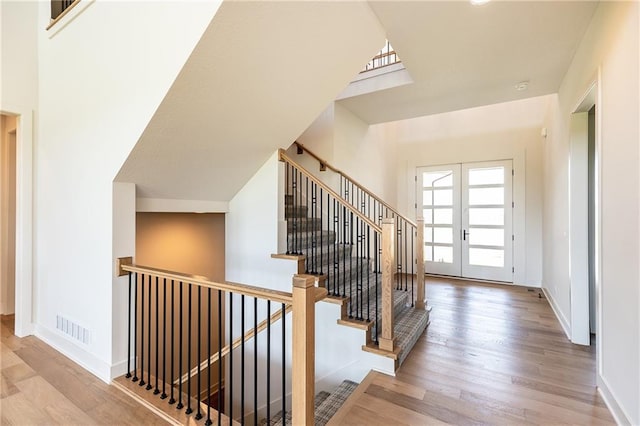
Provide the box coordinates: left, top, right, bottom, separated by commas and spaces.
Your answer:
135, 212, 225, 398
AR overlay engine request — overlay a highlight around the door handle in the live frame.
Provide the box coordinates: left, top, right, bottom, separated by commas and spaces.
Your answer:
463, 229, 469, 240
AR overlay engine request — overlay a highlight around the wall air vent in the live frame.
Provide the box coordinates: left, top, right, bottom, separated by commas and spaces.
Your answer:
56, 315, 90, 345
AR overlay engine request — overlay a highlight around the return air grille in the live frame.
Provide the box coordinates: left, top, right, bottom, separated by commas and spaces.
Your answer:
56, 315, 90, 345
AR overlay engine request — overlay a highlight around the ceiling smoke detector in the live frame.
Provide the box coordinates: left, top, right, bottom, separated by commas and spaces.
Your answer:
515, 81, 529, 91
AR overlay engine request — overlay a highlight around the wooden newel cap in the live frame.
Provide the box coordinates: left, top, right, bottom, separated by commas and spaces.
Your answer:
293, 274, 316, 289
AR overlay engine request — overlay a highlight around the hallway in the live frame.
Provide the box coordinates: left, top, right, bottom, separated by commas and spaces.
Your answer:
329, 278, 615, 425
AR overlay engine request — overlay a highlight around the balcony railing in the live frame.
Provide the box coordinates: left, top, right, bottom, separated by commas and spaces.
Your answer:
362, 41, 400, 73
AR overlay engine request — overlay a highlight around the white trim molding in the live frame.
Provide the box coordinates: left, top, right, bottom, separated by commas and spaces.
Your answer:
0, 105, 34, 337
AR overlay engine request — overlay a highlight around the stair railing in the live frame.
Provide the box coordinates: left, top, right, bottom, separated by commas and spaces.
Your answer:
279, 150, 400, 353
117, 259, 326, 425
292, 142, 426, 310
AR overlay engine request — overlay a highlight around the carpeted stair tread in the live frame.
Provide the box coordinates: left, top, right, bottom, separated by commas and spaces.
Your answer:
268, 390, 331, 426
341, 279, 409, 325
285, 205, 309, 219
314, 380, 359, 426
287, 230, 336, 246
287, 217, 323, 232
394, 307, 430, 366
307, 256, 370, 281
294, 243, 353, 267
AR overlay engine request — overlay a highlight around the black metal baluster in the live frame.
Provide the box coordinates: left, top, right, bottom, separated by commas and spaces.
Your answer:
132, 272, 139, 382
342, 205, 347, 299
311, 183, 316, 274
217, 290, 222, 426
333, 198, 338, 296
281, 302, 286, 425
320, 187, 324, 278
161, 278, 168, 399
411, 225, 415, 306
139, 274, 145, 387
205, 288, 212, 426
195, 286, 202, 420
375, 237, 379, 344
367, 227, 371, 322
154, 277, 160, 395
286, 163, 291, 255
186, 284, 193, 414
404, 220, 408, 291
266, 301, 271, 423
147, 275, 152, 390
241, 295, 245, 425
126, 272, 132, 379
349, 211, 354, 319
229, 292, 233, 423
253, 298, 258, 426
397, 217, 402, 291
356, 217, 361, 320
292, 167, 296, 255
169, 280, 176, 404
305, 175, 309, 273
177, 282, 184, 409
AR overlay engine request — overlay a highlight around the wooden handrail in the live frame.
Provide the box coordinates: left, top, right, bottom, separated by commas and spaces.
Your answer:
176, 284, 327, 384
121, 264, 293, 305
292, 142, 417, 228
46, 0, 81, 30
279, 150, 382, 234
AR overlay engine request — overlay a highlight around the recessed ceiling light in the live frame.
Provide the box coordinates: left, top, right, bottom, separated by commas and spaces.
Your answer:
515, 81, 529, 91
470, 0, 491, 5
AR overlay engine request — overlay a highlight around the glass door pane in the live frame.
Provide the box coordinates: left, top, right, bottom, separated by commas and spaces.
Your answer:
417, 164, 461, 277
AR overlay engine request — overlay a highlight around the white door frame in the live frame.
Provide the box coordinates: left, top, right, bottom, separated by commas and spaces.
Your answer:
0, 106, 34, 337
569, 80, 600, 347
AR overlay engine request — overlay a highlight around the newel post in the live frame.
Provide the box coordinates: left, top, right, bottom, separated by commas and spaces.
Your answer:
416, 218, 426, 310
379, 218, 396, 352
292, 275, 316, 425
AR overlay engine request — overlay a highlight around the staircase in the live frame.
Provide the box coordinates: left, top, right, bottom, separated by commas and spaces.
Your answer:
284, 185, 429, 369
268, 380, 358, 426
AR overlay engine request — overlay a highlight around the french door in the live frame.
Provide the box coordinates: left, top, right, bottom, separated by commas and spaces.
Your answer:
418, 160, 513, 282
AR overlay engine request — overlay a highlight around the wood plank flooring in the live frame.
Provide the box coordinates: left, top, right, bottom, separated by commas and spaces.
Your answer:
0, 315, 167, 425
329, 278, 615, 425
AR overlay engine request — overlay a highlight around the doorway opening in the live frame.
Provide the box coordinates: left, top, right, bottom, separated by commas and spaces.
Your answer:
569, 82, 599, 346
417, 160, 513, 283
1, 114, 17, 323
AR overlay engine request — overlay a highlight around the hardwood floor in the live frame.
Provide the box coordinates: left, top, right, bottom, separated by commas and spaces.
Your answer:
0, 315, 167, 425
329, 278, 615, 425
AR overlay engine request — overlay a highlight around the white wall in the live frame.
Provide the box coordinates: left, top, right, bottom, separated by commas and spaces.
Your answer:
296, 102, 399, 205
0, 1, 38, 110
542, 3, 639, 423
389, 96, 547, 287
1, 0, 38, 336
31, 0, 222, 381
225, 152, 298, 420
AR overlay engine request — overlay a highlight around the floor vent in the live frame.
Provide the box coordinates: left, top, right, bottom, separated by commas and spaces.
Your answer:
56, 315, 90, 344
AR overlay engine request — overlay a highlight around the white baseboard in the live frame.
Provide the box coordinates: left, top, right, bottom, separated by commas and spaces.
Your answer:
35, 324, 111, 383
541, 287, 571, 340
597, 374, 633, 425
110, 357, 134, 379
